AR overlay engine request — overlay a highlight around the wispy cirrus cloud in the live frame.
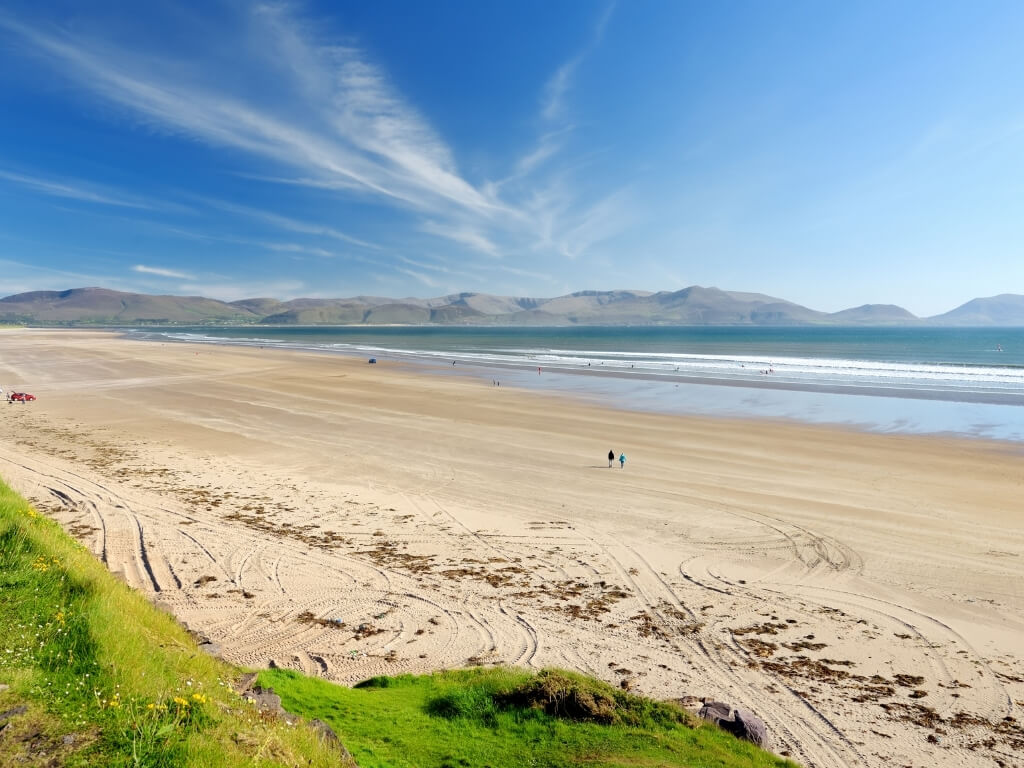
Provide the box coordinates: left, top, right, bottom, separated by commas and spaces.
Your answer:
420, 220, 500, 258
0, 168, 174, 211
0, 1, 630, 296
499, 2, 633, 263
132, 264, 193, 279
161, 226, 345, 259
540, 2, 615, 124
515, 128, 575, 177
195, 197, 378, 249
394, 266, 442, 289
541, 60, 578, 123
0, 9, 499, 220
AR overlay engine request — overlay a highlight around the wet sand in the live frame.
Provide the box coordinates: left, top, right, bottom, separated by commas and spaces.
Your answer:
1, 329, 1022, 768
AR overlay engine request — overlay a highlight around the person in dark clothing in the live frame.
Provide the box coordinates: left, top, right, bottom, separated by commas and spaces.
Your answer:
608, 449, 615, 468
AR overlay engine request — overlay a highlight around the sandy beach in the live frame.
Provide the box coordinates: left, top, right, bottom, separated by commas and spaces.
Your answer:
1, 329, 1021, 768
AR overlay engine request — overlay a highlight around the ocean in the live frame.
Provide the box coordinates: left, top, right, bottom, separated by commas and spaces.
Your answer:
128, 326, 1024, 442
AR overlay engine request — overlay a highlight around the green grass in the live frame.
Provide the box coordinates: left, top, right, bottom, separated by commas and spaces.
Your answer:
0, 478, 346, 768
0, 475, 798, 768
259, 666, 800, 768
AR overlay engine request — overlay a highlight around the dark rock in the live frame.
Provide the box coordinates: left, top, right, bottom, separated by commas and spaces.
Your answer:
242, 686, 283, 716
698, 700, 732, 725
310, 718, 352, 758
733, 707, 769, 748
310, 718, 338, 744
189, 629, 212, 645
234, 672, 258, 695
698, 701, 769, 748
198, 641, 223, 658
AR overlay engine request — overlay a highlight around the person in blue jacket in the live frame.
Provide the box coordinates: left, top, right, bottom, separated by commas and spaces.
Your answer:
618, 452, 626, 469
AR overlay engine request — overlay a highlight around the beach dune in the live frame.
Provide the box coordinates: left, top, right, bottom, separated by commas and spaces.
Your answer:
1, 329, 1021, 768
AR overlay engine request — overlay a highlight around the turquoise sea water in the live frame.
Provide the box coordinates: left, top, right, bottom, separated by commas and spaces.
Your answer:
129, 326, 1024, 442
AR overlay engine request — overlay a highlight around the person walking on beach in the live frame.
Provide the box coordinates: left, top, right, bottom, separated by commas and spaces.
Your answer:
619, 452, 626, 469
608, 449, 615, 468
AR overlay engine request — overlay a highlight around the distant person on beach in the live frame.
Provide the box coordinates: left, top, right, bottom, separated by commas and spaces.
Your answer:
619, 452, 626, 469
608, 449, 615, 467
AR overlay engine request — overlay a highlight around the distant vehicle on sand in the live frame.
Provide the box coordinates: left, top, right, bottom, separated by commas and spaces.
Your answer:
9, 392, 35, 403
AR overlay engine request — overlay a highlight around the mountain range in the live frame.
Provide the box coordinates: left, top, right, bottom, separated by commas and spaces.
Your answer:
2, 286, 1024, 326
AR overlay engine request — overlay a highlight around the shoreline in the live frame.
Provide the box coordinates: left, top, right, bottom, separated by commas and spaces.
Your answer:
1, 329, 1022, 767
117, 327, 1024, 443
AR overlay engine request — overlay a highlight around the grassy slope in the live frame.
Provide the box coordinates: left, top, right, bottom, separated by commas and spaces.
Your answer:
258, 667, 799, 768
0, 478, 345, 768
1, 476, 797, 768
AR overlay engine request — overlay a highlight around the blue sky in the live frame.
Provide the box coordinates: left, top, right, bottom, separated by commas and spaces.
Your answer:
1, 1, 1022, 315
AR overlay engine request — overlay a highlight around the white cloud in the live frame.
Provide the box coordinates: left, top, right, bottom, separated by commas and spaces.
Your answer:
0, 2, 629, 294
0, 168, 171, 211
156, 225, 349, 260
539, 3, 615, 123
196, 197, 378, 249
421, 221, 500, 258
541, 59, 579, 122
516, 129, 573, 176
397, 255, 451, 273
133, 264, 193, 279
394, 266, 441, 289
0, 10, 500, 220
557, 188, 636, 260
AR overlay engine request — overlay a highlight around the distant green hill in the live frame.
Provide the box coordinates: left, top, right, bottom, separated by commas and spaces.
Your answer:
926, 293, 1024, 325
3, 285, 1021, 326
0, 287, 257, 325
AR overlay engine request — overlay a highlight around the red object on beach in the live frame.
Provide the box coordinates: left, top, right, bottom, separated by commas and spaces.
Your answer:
9, 392, 35, 402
